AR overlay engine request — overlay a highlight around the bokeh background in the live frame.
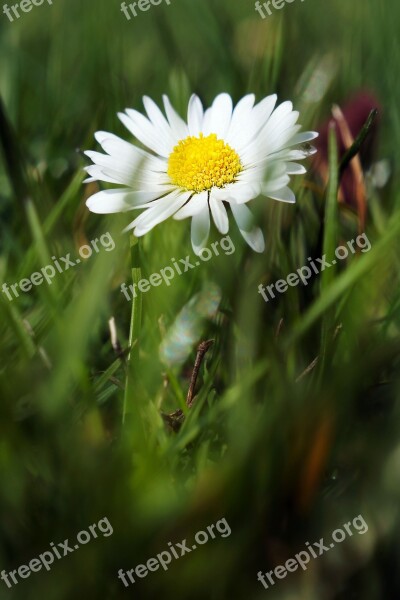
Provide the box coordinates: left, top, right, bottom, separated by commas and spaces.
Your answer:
1, 0, 400, 598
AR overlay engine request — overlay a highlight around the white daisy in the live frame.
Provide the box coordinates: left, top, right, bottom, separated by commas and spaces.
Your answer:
85, 93, 317, 255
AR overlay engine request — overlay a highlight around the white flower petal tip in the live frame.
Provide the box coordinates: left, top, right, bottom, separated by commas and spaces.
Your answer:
267, 187, 297, 204
310, 131, 319, 140
84, 93, 315, 252
229, 202, 265, 253
191, 205, 210, 255
244, 227, 265, 253
86, 195, 129, 214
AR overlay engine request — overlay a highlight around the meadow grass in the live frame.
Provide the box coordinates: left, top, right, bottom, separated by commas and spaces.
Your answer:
0, 0, 399, 598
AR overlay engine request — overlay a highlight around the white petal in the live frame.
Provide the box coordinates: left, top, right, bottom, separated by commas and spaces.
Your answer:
163, 95, 189, 140
214, 182, 260, 204
86, 189, 159, 214
237, 161, 290, 197
202, 93, 233, 139
239, 227, 265, 253
240, 123, 302, 166
173, 192, 208, 220
265, 100, 294, 127
187, 95, 204, 136
191, 205, 210, 255
127, 190, 191, 235
94, 131, 167, 172
230, 201, 254, 232
225, 94, 257, 151
252, 94, 278, 127
95, 131, 144, 157
285, 162, 307, 175
260, 160, 288, 182
228, 94, 255, 135
230, 202, 265, 253
262, 175, 291, 194
94, 130, 113, 145
254, 115, 300, 157
142, 96, 176, 148
264, 124, 301, 155
118, 110, 170, 157
85, 163, 170, 190
210, 195, 229, 234
85, 164, 121, 185
268, 148, 310, 162
253, 101, 295, 142
84, 150, 139, 172
143, 96, 169, 129
87, 160, 169, 191
267, 186, 296, 203
289, 131, 319, 145
227, 95, 264, 152
201, 107, 212, 134
84, 150, 146, 187
236, 166, 265, 184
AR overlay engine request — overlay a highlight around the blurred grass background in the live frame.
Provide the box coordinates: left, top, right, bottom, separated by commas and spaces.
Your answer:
1, 0, 400, 598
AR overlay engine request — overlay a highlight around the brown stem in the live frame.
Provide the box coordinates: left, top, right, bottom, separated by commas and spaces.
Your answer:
186, 339, 214, 408
162, 339, 214, 433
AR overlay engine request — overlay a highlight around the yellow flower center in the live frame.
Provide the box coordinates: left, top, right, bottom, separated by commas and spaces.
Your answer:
167, 133, 242, 192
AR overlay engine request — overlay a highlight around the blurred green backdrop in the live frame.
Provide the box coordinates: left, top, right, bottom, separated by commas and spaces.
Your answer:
1, 0, 400, 598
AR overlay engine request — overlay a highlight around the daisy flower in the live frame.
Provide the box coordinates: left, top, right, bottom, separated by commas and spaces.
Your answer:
85, 93, 317, 254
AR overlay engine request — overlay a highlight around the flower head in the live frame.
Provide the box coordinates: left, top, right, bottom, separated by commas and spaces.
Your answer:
85, 93, 317, 254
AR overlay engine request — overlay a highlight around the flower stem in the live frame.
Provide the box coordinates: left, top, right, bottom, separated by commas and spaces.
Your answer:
122, 235, 142, 425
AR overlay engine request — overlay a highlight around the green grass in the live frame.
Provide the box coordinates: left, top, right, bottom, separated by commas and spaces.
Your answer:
1, 0, 400, 598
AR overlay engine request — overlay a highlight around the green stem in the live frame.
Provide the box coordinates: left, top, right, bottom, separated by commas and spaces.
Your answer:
339, 108, 378, 176
319, 124, 339, 378
122, 235, 142, 425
